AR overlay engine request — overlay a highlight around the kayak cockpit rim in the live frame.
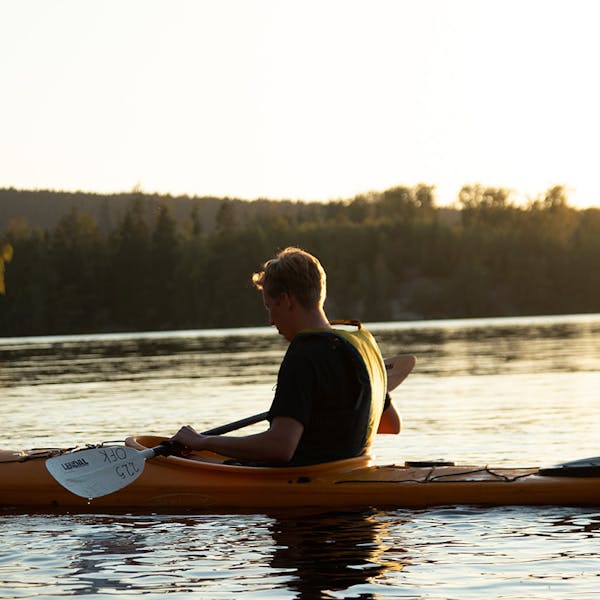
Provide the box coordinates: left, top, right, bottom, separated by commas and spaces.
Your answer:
125, 435, 374, 475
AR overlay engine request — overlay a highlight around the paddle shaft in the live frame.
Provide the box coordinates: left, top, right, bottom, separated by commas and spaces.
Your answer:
203, 413, 268, 435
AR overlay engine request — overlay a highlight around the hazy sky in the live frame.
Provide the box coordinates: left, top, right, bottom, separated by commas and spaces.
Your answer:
1, 0, 598, 207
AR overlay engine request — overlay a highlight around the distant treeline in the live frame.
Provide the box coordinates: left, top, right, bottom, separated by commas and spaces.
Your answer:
1, 184, 599, 336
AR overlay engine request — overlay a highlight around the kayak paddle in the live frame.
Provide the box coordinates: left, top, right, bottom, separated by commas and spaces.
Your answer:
385, 353, 416, 392
46, 353, 415, 499
43, 414, 269, 500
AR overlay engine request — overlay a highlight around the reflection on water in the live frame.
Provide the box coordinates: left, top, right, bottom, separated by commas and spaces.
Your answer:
2, 507, 600, 599
0, 328, 288, 388
373, 313, 600, 376
2, 314, 599, 389
0, 511, 399, 599
268, 510, 404, 599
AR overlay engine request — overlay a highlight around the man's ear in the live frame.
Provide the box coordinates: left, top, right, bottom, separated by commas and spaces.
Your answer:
280, 291, 295, 309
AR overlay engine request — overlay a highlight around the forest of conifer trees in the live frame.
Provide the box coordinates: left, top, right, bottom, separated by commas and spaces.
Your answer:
1, 184, 599, 337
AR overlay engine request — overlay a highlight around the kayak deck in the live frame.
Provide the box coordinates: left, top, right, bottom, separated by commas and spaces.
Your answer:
1, 436, 599, 510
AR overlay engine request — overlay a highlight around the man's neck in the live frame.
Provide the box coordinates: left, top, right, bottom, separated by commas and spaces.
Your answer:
292, 307, 331, 335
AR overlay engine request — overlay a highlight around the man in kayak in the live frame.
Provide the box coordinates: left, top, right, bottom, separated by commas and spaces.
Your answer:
171, 247, 401, 465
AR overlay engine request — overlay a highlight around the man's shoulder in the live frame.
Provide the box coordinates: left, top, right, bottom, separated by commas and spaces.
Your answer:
283, 332, 357, 372
290, 331, 346, 354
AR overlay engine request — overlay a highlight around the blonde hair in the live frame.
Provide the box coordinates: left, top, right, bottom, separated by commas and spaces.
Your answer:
252, 247, 327, 310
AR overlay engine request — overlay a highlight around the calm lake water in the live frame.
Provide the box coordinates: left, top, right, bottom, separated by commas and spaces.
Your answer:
1, 314, 600, 599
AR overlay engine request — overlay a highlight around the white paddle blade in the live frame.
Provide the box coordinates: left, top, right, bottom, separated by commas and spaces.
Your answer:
385, 354, 416, 392
46, 446, 148, 499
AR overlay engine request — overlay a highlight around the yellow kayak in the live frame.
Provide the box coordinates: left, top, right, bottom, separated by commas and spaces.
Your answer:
2, 435, 599, 510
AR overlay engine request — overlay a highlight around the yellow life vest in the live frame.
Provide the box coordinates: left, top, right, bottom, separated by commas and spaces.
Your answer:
301, 320, 387, 449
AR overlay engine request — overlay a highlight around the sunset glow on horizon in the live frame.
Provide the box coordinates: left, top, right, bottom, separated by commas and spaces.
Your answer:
1, 0, 599, 208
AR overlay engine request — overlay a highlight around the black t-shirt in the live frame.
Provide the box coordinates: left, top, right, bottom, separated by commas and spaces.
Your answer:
268, 332, 374, 466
